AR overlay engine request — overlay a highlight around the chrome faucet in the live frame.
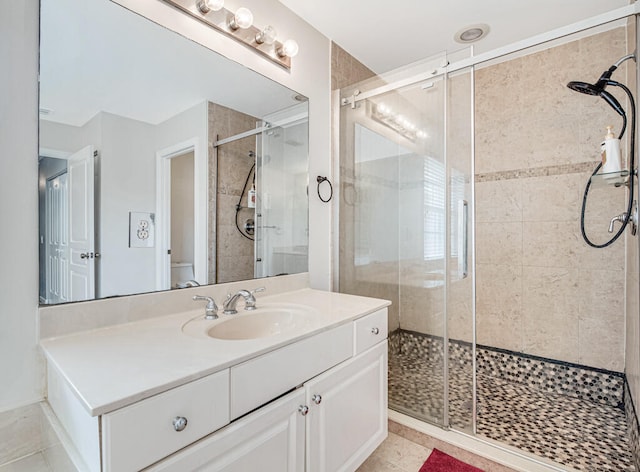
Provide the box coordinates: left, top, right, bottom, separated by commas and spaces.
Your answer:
223, 287, 265, 314
192, 295, 218, 320
608, 212, 628, 233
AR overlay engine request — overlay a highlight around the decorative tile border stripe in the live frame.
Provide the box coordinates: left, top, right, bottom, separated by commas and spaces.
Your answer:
475, 161, 597, 183
390, 329, 625, 408
624, 381, 640, 471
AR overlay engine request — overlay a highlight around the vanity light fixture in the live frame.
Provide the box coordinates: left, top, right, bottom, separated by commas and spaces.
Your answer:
161, 0, 299, 69
255, 25, 277, 45
228, 7, 253, 30
196, 0, 224, 14
369, 101, 427, 142
277, 39, 299, 58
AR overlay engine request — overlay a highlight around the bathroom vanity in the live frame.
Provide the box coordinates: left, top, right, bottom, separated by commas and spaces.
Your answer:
41, 289, 390, 472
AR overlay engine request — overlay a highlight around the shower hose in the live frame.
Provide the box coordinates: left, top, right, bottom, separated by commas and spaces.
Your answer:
581, 80, 636, 248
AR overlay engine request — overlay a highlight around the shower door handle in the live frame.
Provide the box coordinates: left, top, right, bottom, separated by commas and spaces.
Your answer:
458, 200, 468, 279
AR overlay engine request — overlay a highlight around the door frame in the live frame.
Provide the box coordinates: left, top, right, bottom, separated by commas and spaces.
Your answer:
156, 138, 208, 290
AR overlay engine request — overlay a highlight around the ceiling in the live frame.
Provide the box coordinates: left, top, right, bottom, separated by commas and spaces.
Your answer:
278, 0, 630, 73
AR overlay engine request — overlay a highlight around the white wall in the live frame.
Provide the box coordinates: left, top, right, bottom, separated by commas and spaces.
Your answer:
156, 101, 209, 285
0, 0, 330, 410
99, 112, 157, 297
0, 0, 42, 410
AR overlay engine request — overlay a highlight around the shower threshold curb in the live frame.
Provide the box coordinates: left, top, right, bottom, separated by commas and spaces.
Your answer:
389, 410, 581, 472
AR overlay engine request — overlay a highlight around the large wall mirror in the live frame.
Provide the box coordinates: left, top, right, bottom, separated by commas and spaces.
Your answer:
38, 0, 309, 305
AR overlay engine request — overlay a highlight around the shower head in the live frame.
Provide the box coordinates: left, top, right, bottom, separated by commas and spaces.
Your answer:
566, 80, 601, 96
567, 64, 625, 116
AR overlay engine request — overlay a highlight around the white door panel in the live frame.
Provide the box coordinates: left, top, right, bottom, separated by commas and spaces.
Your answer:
68, 145, 95, 301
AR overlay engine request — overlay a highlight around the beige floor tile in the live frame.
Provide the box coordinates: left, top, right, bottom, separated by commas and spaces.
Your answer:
357, 432, 432, 472
0, 453, 50, 472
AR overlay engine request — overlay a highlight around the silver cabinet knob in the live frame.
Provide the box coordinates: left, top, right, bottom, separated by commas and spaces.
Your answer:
371, 327, 380, 335
312, 394, 322, 405
298, 405, 309, 416
172, 416, 188, 432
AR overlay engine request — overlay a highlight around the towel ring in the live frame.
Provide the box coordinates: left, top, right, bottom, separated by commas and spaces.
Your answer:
316, 176, 333, 203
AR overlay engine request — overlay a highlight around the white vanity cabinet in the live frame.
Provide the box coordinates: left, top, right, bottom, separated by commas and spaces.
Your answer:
305, 341, 387, 472
146, 388, 306, 471
45, 302, 389, 472
147, 309, 388, 472
147, 339, 387, 472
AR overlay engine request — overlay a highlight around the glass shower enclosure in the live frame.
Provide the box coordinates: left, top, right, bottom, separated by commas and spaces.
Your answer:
337, 54, 475, 432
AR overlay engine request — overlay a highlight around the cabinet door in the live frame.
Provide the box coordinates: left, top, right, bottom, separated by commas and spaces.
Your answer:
146, 389, 305, 472
306, 341, 388, 472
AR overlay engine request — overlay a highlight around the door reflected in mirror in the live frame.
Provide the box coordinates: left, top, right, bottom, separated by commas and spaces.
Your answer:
38, 0, 309, 305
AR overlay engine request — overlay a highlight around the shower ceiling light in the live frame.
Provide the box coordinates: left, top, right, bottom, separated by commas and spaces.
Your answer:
454, 24, 490, 44
161, 0, 298, 70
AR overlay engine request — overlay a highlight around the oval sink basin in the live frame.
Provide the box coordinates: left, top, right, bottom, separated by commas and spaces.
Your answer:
182, 303, 321, 341
208, 308, 315, 340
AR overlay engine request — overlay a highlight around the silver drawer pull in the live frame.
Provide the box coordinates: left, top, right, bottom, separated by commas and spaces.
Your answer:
298, 405, 309, 416
371, 327, 380, 335
172, 416, 188, 432
312, 394, 322, 405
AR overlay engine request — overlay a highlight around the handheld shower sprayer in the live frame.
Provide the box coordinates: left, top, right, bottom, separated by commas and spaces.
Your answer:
567, 55, 633, 118
566, 53, 637, 248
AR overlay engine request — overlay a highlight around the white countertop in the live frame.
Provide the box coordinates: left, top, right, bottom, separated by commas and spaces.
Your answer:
40, 289, 390, 416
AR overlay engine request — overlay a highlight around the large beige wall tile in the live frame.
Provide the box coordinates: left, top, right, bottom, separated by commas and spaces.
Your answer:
476, 263, 522, 351
577, 268, 625, 321
475, 179, 522, 223
522, 266, 580, 363
476, 222, 522, 266
521, 174, 584, 222
399, 284, 444, 335
579, 315, 625, 371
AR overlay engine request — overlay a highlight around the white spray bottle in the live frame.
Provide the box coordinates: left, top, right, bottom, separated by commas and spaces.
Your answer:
601, 125, 622, 176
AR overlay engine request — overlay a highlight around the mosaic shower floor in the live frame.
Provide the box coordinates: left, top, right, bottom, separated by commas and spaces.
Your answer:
389, 349, 635, 471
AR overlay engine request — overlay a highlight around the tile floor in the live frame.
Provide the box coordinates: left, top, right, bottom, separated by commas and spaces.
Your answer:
0, 404, 76, 472
389, 348, 636, 471
356, 432, 434, 472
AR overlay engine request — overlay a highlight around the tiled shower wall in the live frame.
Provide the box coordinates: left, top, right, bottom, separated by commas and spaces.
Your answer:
474, 26, 629, 372
207, 102, 258, 284
625, 17, 640, 468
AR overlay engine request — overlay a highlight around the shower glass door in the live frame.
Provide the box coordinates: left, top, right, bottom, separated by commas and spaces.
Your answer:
255, 102, 309, 278
338, 57, 474, 431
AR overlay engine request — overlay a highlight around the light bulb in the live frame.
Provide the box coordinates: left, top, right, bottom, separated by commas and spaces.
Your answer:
197, 0, 224, 14
256, 25, 277, 45
377, 104, 390, 116
278, 39, 299, 58
229, 7, 253, 29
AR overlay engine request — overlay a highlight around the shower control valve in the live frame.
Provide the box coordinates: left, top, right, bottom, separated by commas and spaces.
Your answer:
608, 213, 628, 233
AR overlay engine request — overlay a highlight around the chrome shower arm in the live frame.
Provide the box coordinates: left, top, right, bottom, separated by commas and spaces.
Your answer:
614, 53, 636, 68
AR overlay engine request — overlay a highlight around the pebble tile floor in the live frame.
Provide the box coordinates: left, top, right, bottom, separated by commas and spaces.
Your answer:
389, 350, 636, 472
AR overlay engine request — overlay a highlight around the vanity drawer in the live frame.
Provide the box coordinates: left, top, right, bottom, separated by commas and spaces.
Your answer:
101, 370, 230, 472
354, 308, 388, 355
230, 322, 353, 420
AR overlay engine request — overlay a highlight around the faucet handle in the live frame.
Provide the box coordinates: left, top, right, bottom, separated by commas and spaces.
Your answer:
192, 295, 218, 320
244, 287, 265, 311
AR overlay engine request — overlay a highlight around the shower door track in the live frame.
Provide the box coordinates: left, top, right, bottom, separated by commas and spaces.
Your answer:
213, 112, 308, 147
340, 4, 637, 108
